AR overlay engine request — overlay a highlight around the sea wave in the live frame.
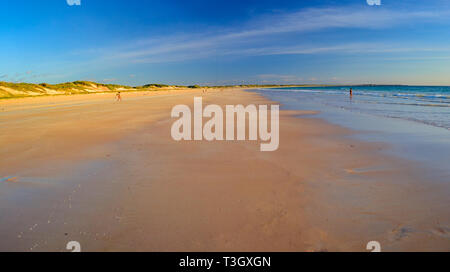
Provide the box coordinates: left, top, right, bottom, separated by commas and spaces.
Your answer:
259, 86, 450, 130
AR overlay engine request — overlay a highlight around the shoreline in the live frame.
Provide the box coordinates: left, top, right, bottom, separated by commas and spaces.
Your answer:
253, 87, 450, 178
6, 82, 449, 101
0, 88, 449, 251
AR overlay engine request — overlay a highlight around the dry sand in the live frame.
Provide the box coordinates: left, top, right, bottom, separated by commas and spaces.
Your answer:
0, 89, 449, 252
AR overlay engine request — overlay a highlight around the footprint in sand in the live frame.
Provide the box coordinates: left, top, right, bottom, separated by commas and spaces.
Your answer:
430, 226, 450, 238
389, 225, 415, 241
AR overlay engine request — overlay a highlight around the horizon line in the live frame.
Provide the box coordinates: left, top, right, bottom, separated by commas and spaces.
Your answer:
2, 80, 450, 88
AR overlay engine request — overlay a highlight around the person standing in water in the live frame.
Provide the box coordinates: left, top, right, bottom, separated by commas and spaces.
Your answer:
349, 88, 353, 98
115, 92, 122, 102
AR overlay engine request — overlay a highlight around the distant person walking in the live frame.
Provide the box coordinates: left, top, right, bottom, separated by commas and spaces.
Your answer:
115, 92, 122, 102
349, 88, 353, 98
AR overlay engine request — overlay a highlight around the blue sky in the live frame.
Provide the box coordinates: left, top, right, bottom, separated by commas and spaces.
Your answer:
1, 0, 450, 85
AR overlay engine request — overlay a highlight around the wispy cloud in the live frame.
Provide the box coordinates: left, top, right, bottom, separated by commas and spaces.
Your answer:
256, 74, 303, 84
3, 71, 60, 83
102, 78, 118, 83
66, 0, 81, 6
79, 5, 449, 65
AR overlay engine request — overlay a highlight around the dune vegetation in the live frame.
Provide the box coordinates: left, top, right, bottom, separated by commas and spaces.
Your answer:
0, 80, 315, 99
0, 81, 174, 99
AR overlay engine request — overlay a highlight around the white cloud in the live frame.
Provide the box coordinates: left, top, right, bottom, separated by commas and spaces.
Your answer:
67, 5, 450, 70
102, 78, 118, 83
256, 74, 303, 83
67, 0, 81, 6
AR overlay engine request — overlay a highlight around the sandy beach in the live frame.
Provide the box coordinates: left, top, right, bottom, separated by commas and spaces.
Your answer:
0, 88, 449, 252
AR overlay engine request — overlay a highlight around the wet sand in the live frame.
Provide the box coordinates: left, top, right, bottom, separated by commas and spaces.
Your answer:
0, 89, 449, 252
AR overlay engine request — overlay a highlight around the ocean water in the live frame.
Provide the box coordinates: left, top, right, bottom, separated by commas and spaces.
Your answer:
262, 85, 450, 130
253, 86, 450, 178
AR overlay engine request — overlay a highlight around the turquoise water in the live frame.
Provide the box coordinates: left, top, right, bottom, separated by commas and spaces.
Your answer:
254, 86, 450, 177
262, 85, 450, 130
